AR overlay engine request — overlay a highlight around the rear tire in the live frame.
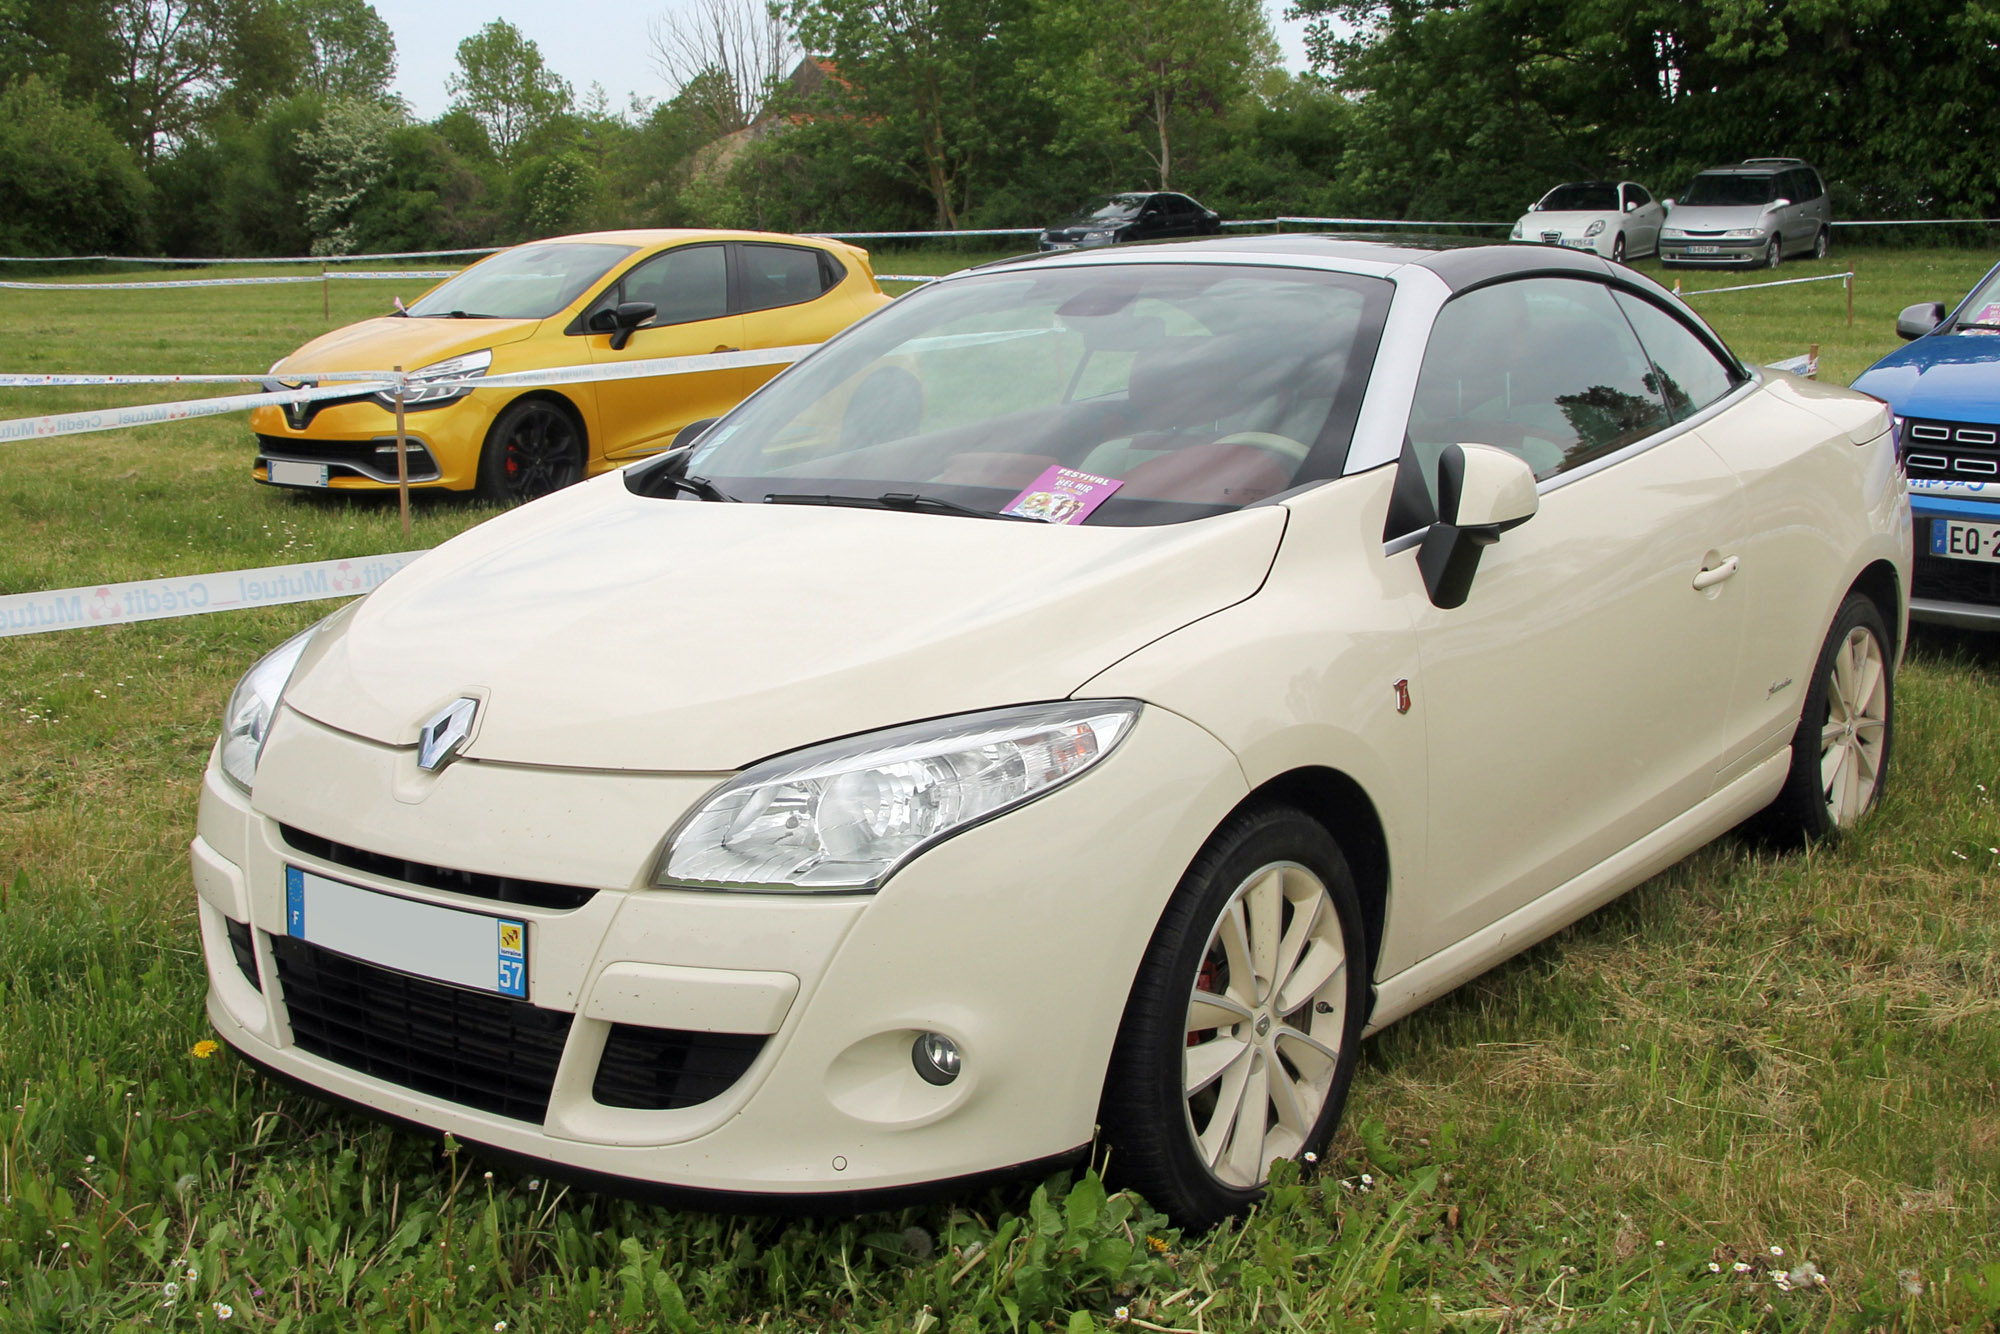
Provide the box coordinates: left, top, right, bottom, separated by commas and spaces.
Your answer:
1100, 806, 1369, 1230
1813, 227, 1830, 260
1752, 593, 1893, 845
476, 398, 586, 503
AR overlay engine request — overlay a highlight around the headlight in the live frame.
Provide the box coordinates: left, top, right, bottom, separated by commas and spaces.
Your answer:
1510, 223, 1523, 239
372, 348, 491, 408
218, 627, 318, 791
656, 700, 1142, 892
1585, 220, 1605, 237
1724, 228, 1762, 239
1661, 228, 1686, 240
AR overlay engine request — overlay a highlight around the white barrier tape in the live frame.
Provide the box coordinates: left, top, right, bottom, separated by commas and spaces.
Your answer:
0, 379, 393, 443
0, 345, 817, 442
0, 274, 325, 291
1766, 352, 1819, 378
875, 273, 938, 284
0, 247, 501, 265
1832, 218, 2000, 227
0, 369, 402, 387
1679, 271, 1854, 297
1276, 216, 1511, 228
0, 552, 423, 639
809, 227, 1042, 239
1, 270, 461, 292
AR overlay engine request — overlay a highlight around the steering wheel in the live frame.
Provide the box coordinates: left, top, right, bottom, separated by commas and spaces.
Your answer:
1214, 431, 1311, 466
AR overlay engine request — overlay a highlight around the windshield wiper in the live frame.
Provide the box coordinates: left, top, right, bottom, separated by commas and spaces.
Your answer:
416, 309, 501, 319
658, 472, 735, 502
1955, 321, 2000, 332
763, 491, 1039, 522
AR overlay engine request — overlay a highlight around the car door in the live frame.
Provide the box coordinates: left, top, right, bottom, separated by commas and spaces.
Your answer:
1623, 184, 1663, 253
735, 242, 855, 397
584, 242, 746, 460
1394, 276, 1750, 962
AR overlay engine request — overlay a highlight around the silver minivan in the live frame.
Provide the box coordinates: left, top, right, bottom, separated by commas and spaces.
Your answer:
1659, 158, 1832, 269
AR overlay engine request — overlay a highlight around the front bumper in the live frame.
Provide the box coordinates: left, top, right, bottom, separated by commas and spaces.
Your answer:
1658, 236, 1769, 265
248, 394, 502, 492
1908, 494, 2000, 628
195, 702, 1249, 1197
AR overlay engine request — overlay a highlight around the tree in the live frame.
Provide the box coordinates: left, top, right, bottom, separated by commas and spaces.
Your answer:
446, 19, 572, 165
284, 0, 395, 100
298, 93, 400, 252
649, 0, 797, 133
787, 0, 1042, 228
103, 0, 230, 162
0, 75, 152, 254
1032, 0, 1275, 189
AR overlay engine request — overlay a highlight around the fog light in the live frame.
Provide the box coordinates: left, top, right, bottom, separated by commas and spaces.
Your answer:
911, 1032, 961, 1086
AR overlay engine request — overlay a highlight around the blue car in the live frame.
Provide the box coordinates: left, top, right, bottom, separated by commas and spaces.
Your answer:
1852, 260, 2000, 629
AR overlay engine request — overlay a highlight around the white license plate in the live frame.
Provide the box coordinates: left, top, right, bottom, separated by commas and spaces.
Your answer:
1932, 518, 2000, 564
284, 866, 528, 998
1687, 245, 1721, 255
268, 459, 330, 488
1560, 239, 1594, 250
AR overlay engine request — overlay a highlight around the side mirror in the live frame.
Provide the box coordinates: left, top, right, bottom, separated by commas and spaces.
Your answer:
1896, 302, 1947, 341
607, 300, 658, 351
1766, 198, 1790, 211
669, 417, 719, 453
587, 307, 618, 333
1624, 200, 1637, 213
1417, 444, 1539, 609
1662, 198, 1675, 212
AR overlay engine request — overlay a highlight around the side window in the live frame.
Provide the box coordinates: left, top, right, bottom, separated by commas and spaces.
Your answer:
1783, 169, 1809, 203
1624, 184, 1652, 209
1611, 290, 1742, 420
1806, 170, 1826, 202
740, 243, 830, 314
608, 245, 728, 326
1405, 277, 1672, 502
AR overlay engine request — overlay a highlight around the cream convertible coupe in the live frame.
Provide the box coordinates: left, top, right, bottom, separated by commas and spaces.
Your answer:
195, 237, 1910, 1228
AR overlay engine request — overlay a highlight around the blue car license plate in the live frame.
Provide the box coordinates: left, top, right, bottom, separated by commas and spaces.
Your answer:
1932, 518, 2000, 564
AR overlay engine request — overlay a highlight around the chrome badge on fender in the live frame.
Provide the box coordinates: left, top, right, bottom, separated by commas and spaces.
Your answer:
416, 697, 479, 772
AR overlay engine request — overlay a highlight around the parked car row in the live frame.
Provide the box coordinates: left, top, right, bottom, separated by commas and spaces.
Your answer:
1512, 158, 1834, 271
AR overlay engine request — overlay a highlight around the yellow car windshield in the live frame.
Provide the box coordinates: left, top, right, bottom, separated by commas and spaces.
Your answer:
407, 242, 637, 320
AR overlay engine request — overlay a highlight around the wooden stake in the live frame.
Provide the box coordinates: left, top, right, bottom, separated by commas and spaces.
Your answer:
1808, 343, 1820, 380
394, 365, 410, 542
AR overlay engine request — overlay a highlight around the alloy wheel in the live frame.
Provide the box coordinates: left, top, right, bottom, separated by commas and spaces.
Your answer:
1182, 861, 1348, 1188
1766, 236, 1782, 269
1820, 625, 1888, 827
500, 403, 583, 501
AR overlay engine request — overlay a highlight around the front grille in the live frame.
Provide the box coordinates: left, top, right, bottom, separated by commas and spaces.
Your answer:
1915, 552, 2000, 607
592, 1025, 766, 1110
1903, 419, 2000, 481
1540, 231, 1562, 244
280, 826, 597, 912
271, 934, 571, 1123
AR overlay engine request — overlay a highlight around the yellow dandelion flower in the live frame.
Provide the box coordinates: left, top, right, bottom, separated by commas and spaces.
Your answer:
191, 1040, 219, 1060
1146, 1236, 1171, 1254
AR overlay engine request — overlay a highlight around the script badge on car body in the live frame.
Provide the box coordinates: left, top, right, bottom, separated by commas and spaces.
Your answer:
416, 697, 479, 771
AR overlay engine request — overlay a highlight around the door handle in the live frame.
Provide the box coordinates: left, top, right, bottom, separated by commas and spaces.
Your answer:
1692, 555, 1740, 590
713, 345, 739, 353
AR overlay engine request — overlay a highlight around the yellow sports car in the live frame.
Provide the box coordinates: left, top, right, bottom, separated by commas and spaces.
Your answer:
253, 230, 893, 501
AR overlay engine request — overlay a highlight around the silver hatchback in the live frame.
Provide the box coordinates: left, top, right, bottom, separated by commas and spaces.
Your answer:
1659, 158, 1832, 269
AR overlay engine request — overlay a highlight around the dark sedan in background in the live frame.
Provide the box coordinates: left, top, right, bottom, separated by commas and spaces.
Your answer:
1039, 192, 1223, 251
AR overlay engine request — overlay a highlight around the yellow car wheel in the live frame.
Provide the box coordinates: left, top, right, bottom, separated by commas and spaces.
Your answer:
477, 398, 587, 504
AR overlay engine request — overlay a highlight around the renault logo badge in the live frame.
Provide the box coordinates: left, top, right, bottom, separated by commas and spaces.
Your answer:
417, 697, 478, 772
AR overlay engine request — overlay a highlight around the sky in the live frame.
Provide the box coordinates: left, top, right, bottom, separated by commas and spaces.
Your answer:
372, 0, 1318, 123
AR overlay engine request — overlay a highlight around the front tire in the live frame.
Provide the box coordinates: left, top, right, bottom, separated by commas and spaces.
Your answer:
1813, 227, 1830, 260
1753, 593, 1893, 844
476, 398, 586, 503
1100, 806, 1369, 1230
1764, 234, 1783, 269
1611, 234, 1627, 264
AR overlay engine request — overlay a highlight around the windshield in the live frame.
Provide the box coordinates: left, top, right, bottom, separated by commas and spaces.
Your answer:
1066, 195, 1149, 224
1538, 183, 1619, 212
1955, 267, 2000, 332
669, 262, 1392, 525
406, 242, 636, 319
1681, 173, 1777, 208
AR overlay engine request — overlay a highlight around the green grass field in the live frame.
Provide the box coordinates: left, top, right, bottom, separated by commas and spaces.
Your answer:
2, 244, 1997, 1333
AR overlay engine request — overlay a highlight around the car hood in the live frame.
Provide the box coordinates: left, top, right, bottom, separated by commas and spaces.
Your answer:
273, 315, 542, 375
283, 474, 1289, 771
1852, 334, 2000, 421
1664, 204, 1771, 231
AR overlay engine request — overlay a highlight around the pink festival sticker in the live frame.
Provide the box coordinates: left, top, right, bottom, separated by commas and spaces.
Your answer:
1002, 465, 1123, 525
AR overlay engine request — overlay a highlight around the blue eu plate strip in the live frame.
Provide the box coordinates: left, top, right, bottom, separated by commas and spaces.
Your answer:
285, 866, 305, 937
